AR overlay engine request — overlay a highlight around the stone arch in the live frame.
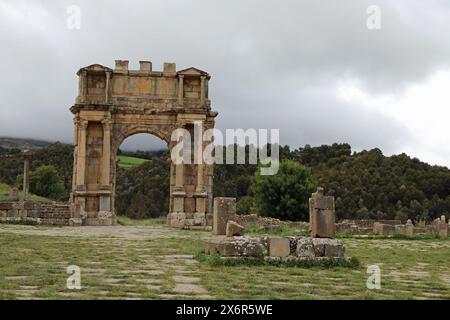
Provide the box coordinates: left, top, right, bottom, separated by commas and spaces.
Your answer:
69, 61, 218, 227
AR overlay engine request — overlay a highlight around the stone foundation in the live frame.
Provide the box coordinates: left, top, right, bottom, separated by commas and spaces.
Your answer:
205, 235, 345, 259
0, 201, 72, 226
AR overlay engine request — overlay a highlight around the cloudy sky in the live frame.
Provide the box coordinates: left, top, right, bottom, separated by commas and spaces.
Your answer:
1, 0, 450, 167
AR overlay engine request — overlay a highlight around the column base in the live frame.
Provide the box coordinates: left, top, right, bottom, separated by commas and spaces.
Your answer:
167, 212, 207, 229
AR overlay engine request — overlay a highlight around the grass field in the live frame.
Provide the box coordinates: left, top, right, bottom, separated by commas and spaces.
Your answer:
0, 219, 449, 300
117, 155, 148, 168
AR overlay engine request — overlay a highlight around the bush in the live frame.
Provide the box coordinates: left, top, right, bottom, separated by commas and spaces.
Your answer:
18, 165, 66, 200
236, 196, 254, 215
251, 160, 316, 221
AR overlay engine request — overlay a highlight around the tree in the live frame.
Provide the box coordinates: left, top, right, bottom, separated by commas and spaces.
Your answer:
251, 160, 316, 221
236, 196, 254, 215
18, 165, 66, 200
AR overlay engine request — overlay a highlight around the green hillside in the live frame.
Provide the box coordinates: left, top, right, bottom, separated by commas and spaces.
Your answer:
0, 137, 52, 150
118, 155, 149, 168
0, 182, 50, 202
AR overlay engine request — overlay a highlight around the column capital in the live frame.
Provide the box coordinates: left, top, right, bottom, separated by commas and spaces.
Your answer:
79, 120, 89, 130
178, 74, 185, 79
101, 118, 112, 128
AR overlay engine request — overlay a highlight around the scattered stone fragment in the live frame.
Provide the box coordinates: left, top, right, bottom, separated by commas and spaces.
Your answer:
226, 221, 245, 237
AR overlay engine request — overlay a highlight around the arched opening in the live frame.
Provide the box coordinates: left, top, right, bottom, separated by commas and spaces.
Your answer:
114, 133, 169, 220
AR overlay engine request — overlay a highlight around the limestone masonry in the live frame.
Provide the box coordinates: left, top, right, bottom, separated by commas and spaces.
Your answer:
69, 61, 217, 227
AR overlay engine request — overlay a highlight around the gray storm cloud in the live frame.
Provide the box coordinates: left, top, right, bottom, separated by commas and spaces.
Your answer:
0, 0, 449, 164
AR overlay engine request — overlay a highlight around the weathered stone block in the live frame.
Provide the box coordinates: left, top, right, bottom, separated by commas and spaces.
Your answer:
115, 60, 129, 73
373, 223, 396, 236
296, 238, 315, 258
139, 61, 152, 72
205, 236, 266, 257
163, 62, 176, 76
296, 238, 345, 258
169, 212, 186, 229
213, 197, 236, 236
0, 202, 13, 210
269, 237, 290, 257
226, 221, 245, 237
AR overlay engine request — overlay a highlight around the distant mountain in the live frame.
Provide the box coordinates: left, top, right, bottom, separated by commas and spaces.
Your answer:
0, 137, 53, 150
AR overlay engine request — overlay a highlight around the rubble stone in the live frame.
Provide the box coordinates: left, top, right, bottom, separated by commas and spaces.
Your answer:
226, 221, 245, 237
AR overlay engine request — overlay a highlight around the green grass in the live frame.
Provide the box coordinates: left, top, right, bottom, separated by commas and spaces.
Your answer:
0, 182, 50, 202
0, 220, 449, 300
195, 252, 360, 269
117, 155, 148, 168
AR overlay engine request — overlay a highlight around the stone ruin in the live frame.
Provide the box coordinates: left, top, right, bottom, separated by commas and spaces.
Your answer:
335, 217, 449, 237
0, 150, 72, 226
205, 188, 346, 260
70, 60, 217, 227
1, 60, 218, 228
373, 216, 449, 237
0, 202, 72, 226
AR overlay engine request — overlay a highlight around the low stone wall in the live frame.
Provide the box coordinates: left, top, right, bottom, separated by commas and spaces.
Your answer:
0, 201, 72, 226
336, 219, 404, 235
373, 217, 449, 237
205, 235, 345, 259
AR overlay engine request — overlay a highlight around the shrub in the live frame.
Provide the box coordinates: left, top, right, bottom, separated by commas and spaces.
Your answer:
251, 160, 316, 221
236, 196, 254, 215
18, 165, 66, 200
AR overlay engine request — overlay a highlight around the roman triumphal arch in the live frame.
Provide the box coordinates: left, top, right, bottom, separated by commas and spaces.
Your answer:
70, 60, 217, 227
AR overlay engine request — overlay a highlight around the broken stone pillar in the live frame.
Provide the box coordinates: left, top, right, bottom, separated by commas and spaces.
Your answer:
22, 149, 33, 202
309, 187, 336, 238
213, 197, 236, 235
437, 216, 448, 237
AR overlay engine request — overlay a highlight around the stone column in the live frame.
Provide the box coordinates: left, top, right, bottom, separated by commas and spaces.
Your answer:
200, 76, 206, 107
105, 71, 111, 104
195, 121, 206, 214
76, 120, 88, 189
178, 75, 184, 105
22, 150, 32, 202
101, 117, 111, 187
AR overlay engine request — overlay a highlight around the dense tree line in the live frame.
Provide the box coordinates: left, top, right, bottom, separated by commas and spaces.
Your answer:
115, 155, 170, 219
0, 142, 449, 222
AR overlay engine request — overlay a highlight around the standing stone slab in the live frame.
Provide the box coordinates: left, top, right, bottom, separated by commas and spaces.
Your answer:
213, 197, 236, 235
405, 219, 414, 237
309, 187, 336, 238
